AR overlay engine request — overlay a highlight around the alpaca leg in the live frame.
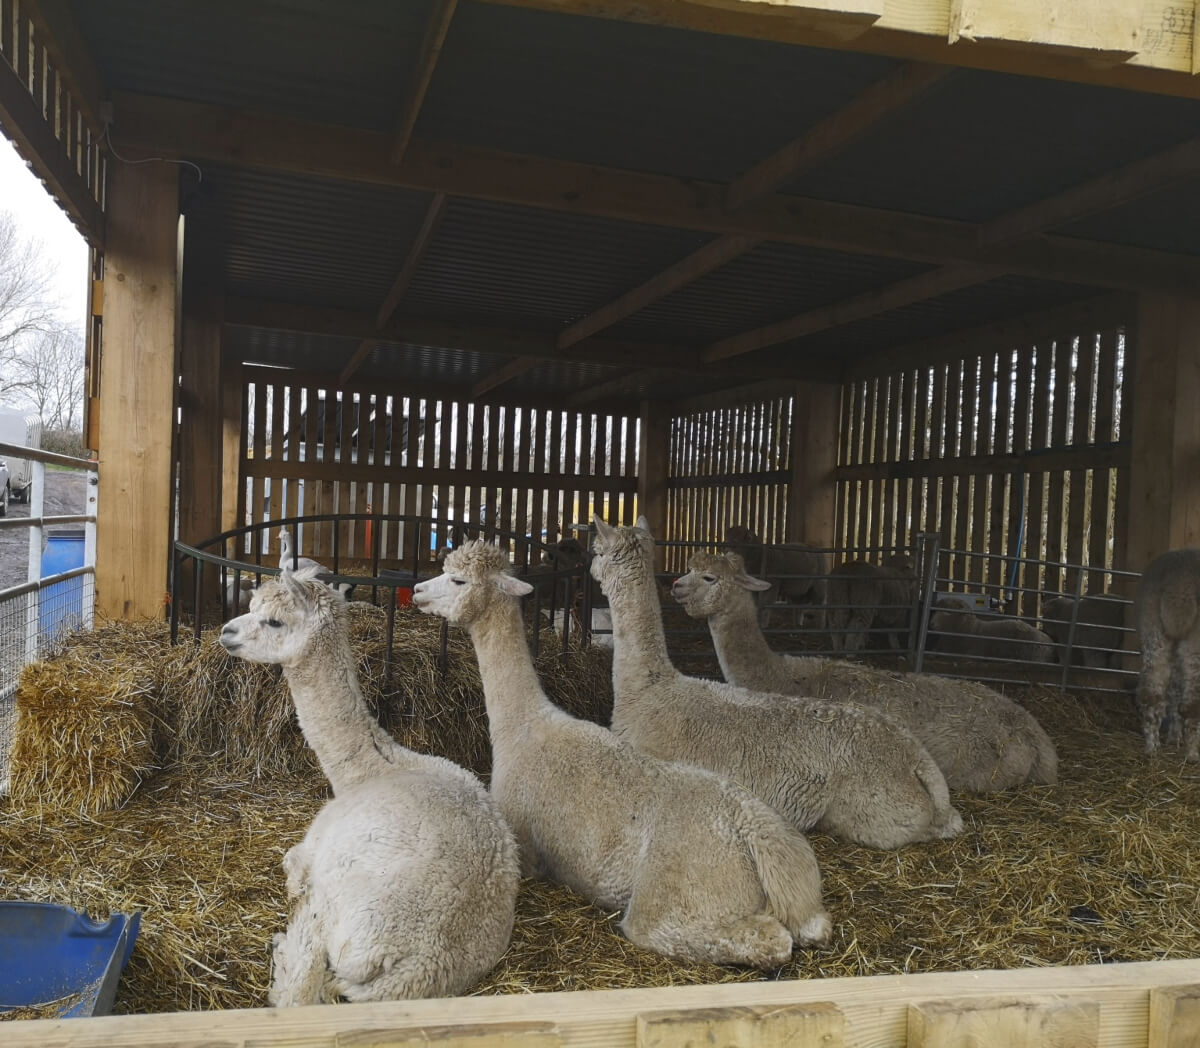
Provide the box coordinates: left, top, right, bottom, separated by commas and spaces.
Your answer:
269, 899, 332, 1007
1136, 631, 1172, 756
842, 609, 874, 653
1176, 639, 1200, 762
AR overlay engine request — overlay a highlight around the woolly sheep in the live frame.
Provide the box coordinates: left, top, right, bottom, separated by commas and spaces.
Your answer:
1135, 548, 1200, 759
219, 565, 519, 1004
591, 517, 962, 850
1041, 593, 1127, 669
672, 551, 1057, 791
413, 540, 831, 969
930, 598, 1055, 664
826, 555, 918, 653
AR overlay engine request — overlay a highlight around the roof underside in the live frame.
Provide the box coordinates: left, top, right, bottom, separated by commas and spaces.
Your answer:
60, 0, 1200, 405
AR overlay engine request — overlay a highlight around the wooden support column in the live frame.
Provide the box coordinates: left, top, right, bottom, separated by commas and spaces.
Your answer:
1123, 292, 1200, 582
637, 399, 671, 571
178, 255, 225, 606
95, 160, 180, 620
788, 381, 841, 548
220, 353, 244, 536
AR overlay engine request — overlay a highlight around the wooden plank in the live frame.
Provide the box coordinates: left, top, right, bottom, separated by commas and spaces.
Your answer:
1007, 344, 1034, 611
637, 1003, 844, 1047
908, 995, 1099, 1047
391, 0, 458, 164
1150, 984, 1200, 1048
177, 285, 224, 547
1068, 329, 1098, 584
338, 338, 378, 388
910, 366, 930, 539
835, 443, 1128, 484
623, 410, 638, 524
791, 382, 840, 547
250, 382, 268, 554
989, 349, 1013, 596
341, 1022, 561, 1048
1025, 340, 1054, 594
949, 0, 1139, 60
1044, 334, 1073, 589
221, 356, 244, 537
1089, 327, 1118, 575
972, 353, 994, 585
22, 0, 107, 131
12, 957, 1200, 1048
951, 362, 971, 568
438, 395, 453, 550
375, 192, 448, 328
702, 264, 1004, 363
871, 377, 887, 551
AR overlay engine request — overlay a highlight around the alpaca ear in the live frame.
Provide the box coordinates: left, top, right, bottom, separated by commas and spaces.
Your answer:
592, 517, 615, 541
734, 572, 773, 593
635, 515, 653, 537
280, 564, 314, 609
497, 573, 534, 597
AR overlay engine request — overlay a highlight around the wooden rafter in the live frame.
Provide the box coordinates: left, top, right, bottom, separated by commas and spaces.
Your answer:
22, 0, 106, 132
113, 93, 1200, 296
392, 0, 458, 165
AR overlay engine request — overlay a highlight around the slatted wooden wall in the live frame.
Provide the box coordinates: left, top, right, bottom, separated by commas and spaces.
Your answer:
665, 392, 794, 572
837, 322, 1129, 612
238, 368, 640, 569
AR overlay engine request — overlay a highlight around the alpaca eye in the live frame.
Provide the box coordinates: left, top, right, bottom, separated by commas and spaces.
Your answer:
702, 576, 715, 583
266, 618, 284, 628
453, 579, 466, 586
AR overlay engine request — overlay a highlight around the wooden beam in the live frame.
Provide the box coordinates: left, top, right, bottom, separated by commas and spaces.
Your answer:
8, 957, 1200, 1048
338, 338, 379, 387
0, 47, 105, 246
392, 0, 458, 164
22, 0, 107, 132
726, 61, 952, 210
376, 192, 448, 328
471, 355, 538, 398
557, 235, 763, 350
948, 0, 1140, 62
113, 93, 1200, 295
702, 263, 1004, 362
95, 160, 179, 620
477, 0, 1200, 95
979, 137, 1200, 248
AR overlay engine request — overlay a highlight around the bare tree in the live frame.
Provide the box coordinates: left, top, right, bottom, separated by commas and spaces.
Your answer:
0, 211, 58, 384
8, 324, 84, 430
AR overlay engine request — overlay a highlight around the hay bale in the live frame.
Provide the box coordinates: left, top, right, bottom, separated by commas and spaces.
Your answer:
8, 649, 161, 816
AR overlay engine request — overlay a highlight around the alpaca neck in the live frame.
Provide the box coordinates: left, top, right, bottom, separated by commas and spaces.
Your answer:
468, 598, 555, 747
283, 639, 407, 794
603, 562, 677, 694
707, 595, 781, 682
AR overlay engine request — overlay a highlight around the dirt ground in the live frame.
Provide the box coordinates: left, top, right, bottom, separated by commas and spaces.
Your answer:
0, 468, 91, 590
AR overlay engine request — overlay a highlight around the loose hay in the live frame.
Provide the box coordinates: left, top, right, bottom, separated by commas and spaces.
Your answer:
3, 619, 1200, 1015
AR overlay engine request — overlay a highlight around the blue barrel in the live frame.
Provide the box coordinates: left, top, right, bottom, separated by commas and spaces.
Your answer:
40, 528, 86, 641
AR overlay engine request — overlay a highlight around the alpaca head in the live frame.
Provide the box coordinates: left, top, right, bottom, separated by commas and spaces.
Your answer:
724, 524, 761, 548
412, 539, 532, 625
219, 564, 348, 667
671, 551, 771, 620
588, 516, 655, 598
540, 537, 586, 570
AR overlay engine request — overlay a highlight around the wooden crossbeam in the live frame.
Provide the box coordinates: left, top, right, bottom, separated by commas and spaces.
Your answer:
392, 0, 458, 164
702, 264, 1005, 362
113, 93, 1200, 296
471, 355, 539, 398
338, 338, 379, 387
376, 193, 448, 328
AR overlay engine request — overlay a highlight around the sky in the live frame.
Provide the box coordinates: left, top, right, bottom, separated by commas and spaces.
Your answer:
0, 132, 89, 332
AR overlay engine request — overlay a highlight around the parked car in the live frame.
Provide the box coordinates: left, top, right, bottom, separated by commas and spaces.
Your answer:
0, 409, 41, 503
0, 456, 10, 517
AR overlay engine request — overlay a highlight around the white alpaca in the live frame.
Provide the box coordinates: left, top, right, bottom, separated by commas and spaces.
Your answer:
413, 541, 830, 970
591, 518, 963, 850
218, 565, 519, 1005
279, 526, 328, 573
673, 551, 1057, 792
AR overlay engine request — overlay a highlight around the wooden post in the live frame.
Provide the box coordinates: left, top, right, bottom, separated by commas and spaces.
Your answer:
637, 399, 671, 570
221, 353, 244, 536
178, 244, 225, 606
1122, 292, 1200, 584
94, 160, 180, 620
788, 380, 840, 547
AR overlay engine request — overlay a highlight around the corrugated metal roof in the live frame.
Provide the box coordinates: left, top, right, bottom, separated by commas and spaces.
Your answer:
604, 243, 932, 346
187, 165, 438, 312
401, 199, 715, 332
416, 2, 901, 183
72, 0, 430, 131
785, 71, 1200, 223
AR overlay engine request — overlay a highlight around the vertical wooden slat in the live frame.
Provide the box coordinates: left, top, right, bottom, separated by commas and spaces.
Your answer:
939, 362, 961, 583
989, 350, 1012, 599
437, 396, 453, 552
1008, 345, 1033, 610
973, 353, 995, 587
499, 405, 515, 552
562, 409, 578, 537
624, 410, 639, 524
1068, 330, 1098, 588
1090, 327, 1118, 575
1027, 340, 1055, 598
908, 368, 928, 539
884, 372, 902, 550
951, 361, 971, 569
1045, 335, 1073, 590
869, 377, 885, 552
250, 381, 267, 556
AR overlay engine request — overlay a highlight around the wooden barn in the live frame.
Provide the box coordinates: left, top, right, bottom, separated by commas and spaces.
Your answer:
4, 0, 1200, 1044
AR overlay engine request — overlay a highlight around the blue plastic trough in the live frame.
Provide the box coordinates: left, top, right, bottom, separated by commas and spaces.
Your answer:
0, 901, 142, 1018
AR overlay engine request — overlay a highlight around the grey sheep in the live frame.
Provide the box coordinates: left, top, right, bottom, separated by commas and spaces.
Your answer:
930, 598, 1055, 664
1135, 548, 1200, 759
723, 524, 827, 627
826, 555, 918, 653
1041, 593, 1128, 669
672, 551, 1057, 792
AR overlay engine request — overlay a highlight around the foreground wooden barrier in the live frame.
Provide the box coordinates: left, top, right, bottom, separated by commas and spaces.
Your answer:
7, 959, 1200, 1047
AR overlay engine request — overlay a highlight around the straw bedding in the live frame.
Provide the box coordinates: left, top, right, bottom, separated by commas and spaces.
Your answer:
2, 612, 1200, 1016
